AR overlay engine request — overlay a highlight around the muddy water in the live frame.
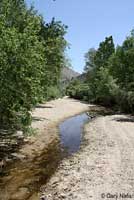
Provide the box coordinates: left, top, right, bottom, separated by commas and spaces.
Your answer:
0, 139, 62, 200
0, 113, 90, 200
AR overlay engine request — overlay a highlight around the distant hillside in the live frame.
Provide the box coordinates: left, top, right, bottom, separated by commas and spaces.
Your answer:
60, 67, 80, 85
75, 73, 87, 82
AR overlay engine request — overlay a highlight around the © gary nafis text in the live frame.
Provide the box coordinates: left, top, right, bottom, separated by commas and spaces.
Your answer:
101, 193, 134, 199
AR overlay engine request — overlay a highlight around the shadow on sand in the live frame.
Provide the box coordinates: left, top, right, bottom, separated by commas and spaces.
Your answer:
113, 116, 134, 123
35, 105, 53, 109
32, 116, 49, 122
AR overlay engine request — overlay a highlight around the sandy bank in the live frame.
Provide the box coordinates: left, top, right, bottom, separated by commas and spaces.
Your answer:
42, 114, 134, 200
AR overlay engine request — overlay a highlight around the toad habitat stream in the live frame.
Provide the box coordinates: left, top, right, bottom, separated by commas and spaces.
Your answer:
0, 111, 90, 200
59, 113, 90, 155
1, 98, 134, 200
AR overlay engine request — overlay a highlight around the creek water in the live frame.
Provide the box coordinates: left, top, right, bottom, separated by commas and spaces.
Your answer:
0, 112, 90, 200
59, 113, 90, 155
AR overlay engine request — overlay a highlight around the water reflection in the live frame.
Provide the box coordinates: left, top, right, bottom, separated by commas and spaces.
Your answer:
59, 113, 90, 154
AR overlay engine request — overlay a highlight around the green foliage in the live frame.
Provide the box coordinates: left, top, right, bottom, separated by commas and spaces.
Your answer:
68, 33, 134, 114
82, 36, 116, 106
23, 126, 37, 136
66, 80, 79, 98
66, 80, 90, 101
93, 67, 118, 105
46, 86, 62, 100
40, 18, 68, 93
106, 31, 134, 112
0, 1, 43, 129
0, 1, 67, 131
84, 48, 96, 72
94, 36, 115, 69
109, 36, 134, 89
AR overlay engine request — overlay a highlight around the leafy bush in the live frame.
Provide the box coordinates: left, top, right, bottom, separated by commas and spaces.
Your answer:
0, 1, 67, 131
94, 67, 118, 106
0, 2, 44, 129
81, 32, 134, 113
114, 90, 134, 113
46, 86, 62, 100
66, 80, 90, 101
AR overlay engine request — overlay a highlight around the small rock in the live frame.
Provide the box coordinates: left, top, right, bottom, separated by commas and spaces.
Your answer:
60, 193, 66, 198
16, 131, 23, 137
40, 195, 47, 200
11, 153, 26, 160
51, 177, 59, 184
62, 185, 68, 191
11, 187, 30, 200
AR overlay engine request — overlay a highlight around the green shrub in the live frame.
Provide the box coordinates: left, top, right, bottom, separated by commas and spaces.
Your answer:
46, 86, 62, 100
0, 1, 67, 131
115, 90, 134, 113
66, 80, 90, 101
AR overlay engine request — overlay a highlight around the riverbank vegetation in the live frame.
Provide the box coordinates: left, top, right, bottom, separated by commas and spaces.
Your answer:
0, 0, 68, 131
67, 33, 134, 114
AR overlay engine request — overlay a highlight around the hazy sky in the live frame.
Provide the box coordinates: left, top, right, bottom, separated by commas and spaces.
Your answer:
26, 0, 134, 73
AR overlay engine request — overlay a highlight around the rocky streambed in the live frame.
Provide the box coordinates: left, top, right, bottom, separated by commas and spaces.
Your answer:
0, 98, 92, 200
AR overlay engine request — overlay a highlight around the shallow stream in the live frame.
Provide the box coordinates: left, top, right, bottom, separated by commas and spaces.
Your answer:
59, 112, 90, 155
0, 112, 90, 200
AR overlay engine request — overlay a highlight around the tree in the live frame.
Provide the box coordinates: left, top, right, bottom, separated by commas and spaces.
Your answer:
0, 1, 45, 129
107, 31, 134, 112
94, 36, 115, 69
83, 36, 115, 102
83, 31, 134, 112
0, 1, 69, 130
109, 33, 134, 89
39, 17, 68, 98
84, 48, 96, 72
94, 67, 118, 105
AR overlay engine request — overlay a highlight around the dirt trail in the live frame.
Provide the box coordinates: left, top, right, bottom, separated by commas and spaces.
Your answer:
42, 114, 134, 200
0, 97, 91, 200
